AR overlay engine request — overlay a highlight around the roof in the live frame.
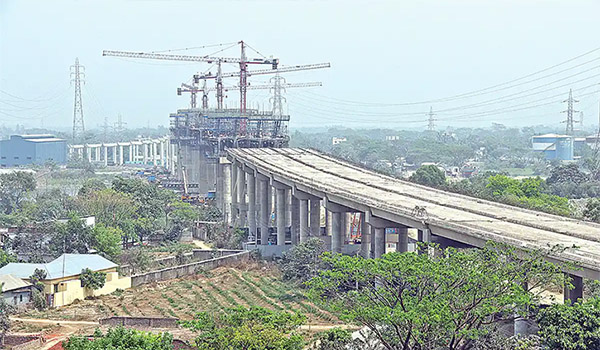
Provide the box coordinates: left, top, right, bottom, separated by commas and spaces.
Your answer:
7, 134, 65, 142
0, 254, 117, 280
0, 274, 31, 292
532, 133, 572, 139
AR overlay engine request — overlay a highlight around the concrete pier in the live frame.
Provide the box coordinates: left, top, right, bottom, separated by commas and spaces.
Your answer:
564, 273, 583, 304
299, 199, 309, 242
222, 159, 232, 226
331, 212, 343, 253
309, 199, 320, 237
276, 187, 286, 246
258, 175, 270, 245
246, 171, 256, 240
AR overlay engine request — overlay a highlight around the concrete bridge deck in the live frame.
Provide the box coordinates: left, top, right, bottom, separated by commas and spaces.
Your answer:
228, 147, 600, 280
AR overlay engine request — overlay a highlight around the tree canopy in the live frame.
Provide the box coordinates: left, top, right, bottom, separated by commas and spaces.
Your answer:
181, 306, 306, 350
307, 243, 565, 350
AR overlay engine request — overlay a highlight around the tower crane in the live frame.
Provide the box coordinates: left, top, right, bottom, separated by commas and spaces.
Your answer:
103, 41, 330, 133
177, 81, 322, 110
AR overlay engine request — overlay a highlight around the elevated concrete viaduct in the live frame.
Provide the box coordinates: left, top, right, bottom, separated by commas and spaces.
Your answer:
225, 147, 600, 303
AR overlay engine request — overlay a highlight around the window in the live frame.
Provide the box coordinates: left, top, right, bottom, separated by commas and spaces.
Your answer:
54, 284, 59, 293
26, 157, 32, 160
0, 156, 5, 159
19, 294, 23, 303
13, 156, 19, 159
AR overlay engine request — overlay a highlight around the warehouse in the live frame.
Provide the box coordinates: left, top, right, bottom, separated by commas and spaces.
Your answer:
0, 134, 67, 167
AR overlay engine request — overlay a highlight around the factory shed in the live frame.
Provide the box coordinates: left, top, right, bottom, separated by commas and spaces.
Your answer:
0, 134, 67, 167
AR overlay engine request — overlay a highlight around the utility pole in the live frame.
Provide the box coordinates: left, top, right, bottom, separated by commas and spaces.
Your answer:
71, 58, 85, 142
426, 106, 436, 131
562, 89, 579, 135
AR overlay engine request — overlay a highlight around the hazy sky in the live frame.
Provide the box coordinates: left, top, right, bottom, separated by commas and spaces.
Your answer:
2, 0, 600, 131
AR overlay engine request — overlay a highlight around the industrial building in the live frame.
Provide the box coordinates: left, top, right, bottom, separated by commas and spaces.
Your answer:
0, 134, 67, 167
531, 133, 574, 161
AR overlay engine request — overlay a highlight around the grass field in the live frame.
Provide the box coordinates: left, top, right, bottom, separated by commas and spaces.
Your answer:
19, 263, 340, 327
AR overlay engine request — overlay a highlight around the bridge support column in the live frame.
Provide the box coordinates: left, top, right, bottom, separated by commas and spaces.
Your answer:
258, 175, 270, 245
143, 143, 148, 164
331, 212, 342, 253
246, 171, 256, 240
396, 226, 409, 253
299, 199, 309, 243
222, 159, 232, 226
292, 189, 321, 243
366, 213, 399, 259
373, 228, 385, 258
275, 187, 286, 246
94, 147, 100, 162
119, 145, 124, 165
309, 199, 321, 237
291, 196, 300, 245
237, 165, 246, 228
418, 228, 433, 256
231, 164, 239, 226
103, 146, 108, 166
325, 200, 353, 254
360, 213, 370, 258
564, 273, 583, 305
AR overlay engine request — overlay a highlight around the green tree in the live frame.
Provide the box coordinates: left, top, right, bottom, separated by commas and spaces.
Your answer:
77, 189, 137, 230
49, 215, 93, 256
0, 283, 14, 346
311, 328, 353, 350
0, 248, 15, 268
280, 238, 326, 284
77, 178, 107, 197
80, 268, 106, 290
91, 224, 123, 260
0, 171, 36, 214
181, 306, 306, 350
307, 243, 565, 350
63, 327, 173, 350
409, 165, 446, 188
537, 298, 600, 350
584, 198, 600, 223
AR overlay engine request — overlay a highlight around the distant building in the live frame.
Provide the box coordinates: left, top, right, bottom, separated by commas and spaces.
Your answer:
531, 134, 574, 161
0, 274, 32, 307
332, 137, 347, 145
0, 254, 131, 307
385, 135, 400, 141
0, 134, 67, 167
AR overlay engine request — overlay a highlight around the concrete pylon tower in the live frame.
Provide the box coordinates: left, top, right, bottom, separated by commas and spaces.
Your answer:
71, 58, 85, 142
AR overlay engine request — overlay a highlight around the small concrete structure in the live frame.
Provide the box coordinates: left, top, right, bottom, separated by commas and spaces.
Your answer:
0, 274, 32, 307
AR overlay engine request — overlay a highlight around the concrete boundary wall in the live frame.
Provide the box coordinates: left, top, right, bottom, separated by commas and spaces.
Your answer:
131, 250, 249, 287
100, 316, 179, 328
120, 249, 241, 276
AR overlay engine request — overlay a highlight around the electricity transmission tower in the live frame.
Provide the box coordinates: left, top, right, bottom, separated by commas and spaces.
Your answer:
100, 116, 111, 142
114, 114, 127, 137
270, 74, 286, 117
562, 89, 579, 135
71, 58, 85, 141
426, 106, 436, 131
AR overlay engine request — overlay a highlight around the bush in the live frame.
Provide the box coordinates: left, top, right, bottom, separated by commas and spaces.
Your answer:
409, 165, 446, 188
537, 298, 600, 350
279, 238, 326, 284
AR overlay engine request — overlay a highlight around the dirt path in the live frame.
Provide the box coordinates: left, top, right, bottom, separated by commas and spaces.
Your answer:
192, 239, 212, 249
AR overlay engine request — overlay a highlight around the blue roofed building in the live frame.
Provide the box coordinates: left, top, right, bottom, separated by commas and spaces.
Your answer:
0, 134, 67, 167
